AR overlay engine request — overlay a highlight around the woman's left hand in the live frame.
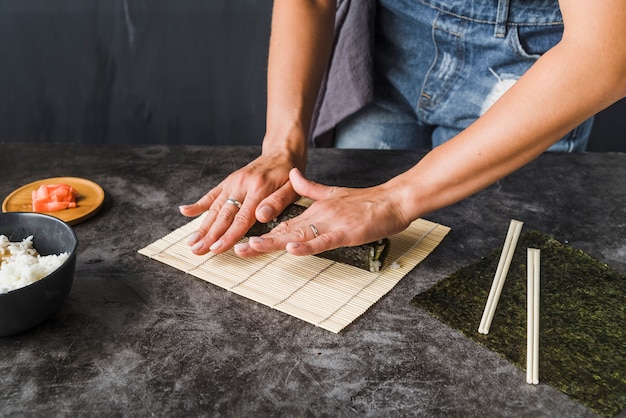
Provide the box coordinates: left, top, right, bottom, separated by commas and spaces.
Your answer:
234, 168, 412, 257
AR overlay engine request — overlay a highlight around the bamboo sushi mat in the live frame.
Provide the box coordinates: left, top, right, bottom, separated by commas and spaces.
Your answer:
139, 214, 450, 333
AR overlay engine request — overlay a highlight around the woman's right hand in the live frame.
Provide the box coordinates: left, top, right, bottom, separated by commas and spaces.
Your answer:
181, 0, 337, 255
179, 147, 306, 255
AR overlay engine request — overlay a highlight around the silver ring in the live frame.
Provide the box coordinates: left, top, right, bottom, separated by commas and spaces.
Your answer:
309, 224, 319, 238
225, 198, 242, 209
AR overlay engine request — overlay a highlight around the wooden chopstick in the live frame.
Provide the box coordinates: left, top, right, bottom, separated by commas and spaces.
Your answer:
478, 219, 524, 334
527, 248, 540, 385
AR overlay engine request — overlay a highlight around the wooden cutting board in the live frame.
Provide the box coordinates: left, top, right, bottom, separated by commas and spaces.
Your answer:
2, 177, 105, 225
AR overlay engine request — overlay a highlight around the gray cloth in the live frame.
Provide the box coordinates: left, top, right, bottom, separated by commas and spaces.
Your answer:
309, 0, 376, 147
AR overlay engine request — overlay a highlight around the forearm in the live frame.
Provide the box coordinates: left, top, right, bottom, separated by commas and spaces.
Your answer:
391, 0, 626, 222
237, 0, 626, 258
263, 0, 337, 166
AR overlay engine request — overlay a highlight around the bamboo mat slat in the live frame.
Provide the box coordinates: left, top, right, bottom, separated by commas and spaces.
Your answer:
138, 214, 449, 333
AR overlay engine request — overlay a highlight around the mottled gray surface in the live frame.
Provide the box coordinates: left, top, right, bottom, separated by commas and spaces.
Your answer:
1, 144, 625, 417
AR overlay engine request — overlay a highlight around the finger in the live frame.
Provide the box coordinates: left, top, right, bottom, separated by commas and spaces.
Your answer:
179, 203, 203, 217
285, 228, 345, 256
246, 221, 324, 254
233, 241, 263, 258
208, 200, 258, 255
187, 195, 244, 253
179, 187, 221, 217
196, 196, 250, 254
255, 180, 299, 223
187, 198, 231, 254
289, 168, 334, 201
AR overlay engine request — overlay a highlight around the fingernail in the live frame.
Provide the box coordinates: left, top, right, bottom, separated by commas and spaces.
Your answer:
234, 242, 249, 253
286, 242, 301, 250
258, 206, 273, 222
191, 241, 204, 252
209, 239, 223, 251
249, 237, 264, 245
187, 231, 201, 245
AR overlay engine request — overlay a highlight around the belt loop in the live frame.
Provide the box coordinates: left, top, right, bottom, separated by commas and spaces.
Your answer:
495, 0, 510, 38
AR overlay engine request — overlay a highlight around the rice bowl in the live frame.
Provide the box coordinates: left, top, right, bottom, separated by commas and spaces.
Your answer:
0, 235, 69, 294
0, 212, 78, 336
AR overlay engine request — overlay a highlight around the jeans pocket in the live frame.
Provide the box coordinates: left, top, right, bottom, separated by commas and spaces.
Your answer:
508, 23, 564, 59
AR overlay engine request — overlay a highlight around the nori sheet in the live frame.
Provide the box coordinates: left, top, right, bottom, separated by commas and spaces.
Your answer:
247, 203, 390, 272
412, 230, 626, 417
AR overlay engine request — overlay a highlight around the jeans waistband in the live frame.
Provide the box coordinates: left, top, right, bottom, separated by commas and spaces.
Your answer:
418, 0, 563, 37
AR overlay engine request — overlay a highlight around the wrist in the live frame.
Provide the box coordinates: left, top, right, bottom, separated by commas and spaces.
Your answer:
262, 117, 308, 170
379, 171, 435, 227
262, 124, 308, 170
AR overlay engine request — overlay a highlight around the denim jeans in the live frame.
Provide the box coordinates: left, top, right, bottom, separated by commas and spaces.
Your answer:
335, 0, 593, 151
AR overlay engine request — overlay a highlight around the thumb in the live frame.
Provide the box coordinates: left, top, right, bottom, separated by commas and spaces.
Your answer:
289, 168, 332, 201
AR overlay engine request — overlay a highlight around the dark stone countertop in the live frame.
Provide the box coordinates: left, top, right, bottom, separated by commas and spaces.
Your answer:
1, 144, 625, 417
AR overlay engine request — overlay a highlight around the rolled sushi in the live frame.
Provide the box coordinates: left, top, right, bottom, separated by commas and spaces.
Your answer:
246, 203, 390, 272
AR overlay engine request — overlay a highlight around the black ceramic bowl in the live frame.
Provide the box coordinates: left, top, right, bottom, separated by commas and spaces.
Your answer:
0, 212, 78, 337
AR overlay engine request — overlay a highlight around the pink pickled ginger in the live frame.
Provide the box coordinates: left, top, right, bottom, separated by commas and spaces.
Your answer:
32, 184, 77, 212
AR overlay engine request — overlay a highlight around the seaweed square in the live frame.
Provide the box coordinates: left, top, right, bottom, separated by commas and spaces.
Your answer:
412, 230, 626, 417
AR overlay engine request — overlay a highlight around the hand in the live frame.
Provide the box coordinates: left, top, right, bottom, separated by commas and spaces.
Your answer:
179, 152, 303, 255
234, 168, 411, 257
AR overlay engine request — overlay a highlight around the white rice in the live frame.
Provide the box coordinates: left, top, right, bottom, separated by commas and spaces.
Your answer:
0, 235, 69, 294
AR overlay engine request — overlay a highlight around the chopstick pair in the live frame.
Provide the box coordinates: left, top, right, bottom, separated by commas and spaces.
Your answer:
477, 220, 541, 385
478, 219, 524, 334
527, 248, 540, 385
